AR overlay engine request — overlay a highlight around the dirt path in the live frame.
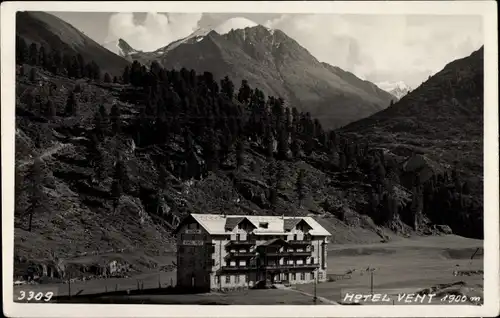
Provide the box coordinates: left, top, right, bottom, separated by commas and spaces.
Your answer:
17, 142, 70, 169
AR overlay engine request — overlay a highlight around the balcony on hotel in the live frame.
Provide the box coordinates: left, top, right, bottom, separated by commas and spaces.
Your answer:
225, 239, 256, 247
261, 262, 320, 270
287, 240, 311, 246
266, 250, 311, 257
218, 263, 257, 273
225, 251, 256, 259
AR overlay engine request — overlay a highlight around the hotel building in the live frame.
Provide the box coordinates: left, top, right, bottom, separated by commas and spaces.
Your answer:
173, 213, 331, 291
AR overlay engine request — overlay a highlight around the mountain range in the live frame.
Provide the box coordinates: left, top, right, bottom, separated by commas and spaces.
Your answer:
17, 11, 129, 76
377, 81, 412, 100
105, 17, 396, 129
342, 47, 484, 237
13, 12, 484, 277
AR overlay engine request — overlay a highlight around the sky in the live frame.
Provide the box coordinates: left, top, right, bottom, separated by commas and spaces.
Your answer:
50, 12, 483, 89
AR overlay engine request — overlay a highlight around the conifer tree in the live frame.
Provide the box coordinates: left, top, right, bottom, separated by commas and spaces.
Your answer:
16, 36, 28, 64
277, 128, 290, 160
290, 133, 301, 158
91, 61, 101, 81
65, 92, 78, 116
265, 129, 274, 159
237, 79, 252, 103
235, 139, 245, 169
122, 65, 130, 84
28, 43, 38, 66
220, 75, 234, 99
204, 131, 220, 171
38, 46, 47, 69
275, 161, 286, 191
51, 51, 62, 75
130, 61, 142, 86
45, 100, 56, 118
269, 188, 278, 211
111, 176, 123, 211
29, 67, 37, 83
93, 108, 105, 140
296, 169, 306, 207
26, 159, 47, 232
462, 182, 471, 195
113, 157, 129, 194
104, 73, 112, 83
110, 104, 121, 134
62, 54, 72, 75
77, 54, 85, 77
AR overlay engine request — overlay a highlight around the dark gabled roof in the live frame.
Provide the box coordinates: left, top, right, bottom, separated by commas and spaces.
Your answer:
261, 238, 290, 247
224, 216, 256, 231
225, 217, 245, 230
173, 214, 196, 235
284, 218, 302, 231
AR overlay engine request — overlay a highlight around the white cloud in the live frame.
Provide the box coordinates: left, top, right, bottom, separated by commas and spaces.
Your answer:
265, 14, 483, 87
105, 12, 202, 52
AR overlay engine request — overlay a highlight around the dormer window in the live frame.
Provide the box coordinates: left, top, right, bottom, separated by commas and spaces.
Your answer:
259, 222, 269, 229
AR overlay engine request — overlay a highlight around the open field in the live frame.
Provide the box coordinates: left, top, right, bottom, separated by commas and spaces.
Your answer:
67, 289, 328, 305
13, 235, 483, 305
296, 235, 483, 305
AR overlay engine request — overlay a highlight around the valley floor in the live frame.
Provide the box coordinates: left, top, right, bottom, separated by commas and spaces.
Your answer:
13, 235, 483, 305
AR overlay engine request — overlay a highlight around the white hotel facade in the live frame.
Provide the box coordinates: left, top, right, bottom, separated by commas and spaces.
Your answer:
174, 213, 331, 291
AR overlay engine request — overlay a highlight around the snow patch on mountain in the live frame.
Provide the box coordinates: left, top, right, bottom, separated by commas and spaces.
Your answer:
213, 17, 259, 35
102, 38, 140, 57
377, 81, 411, 99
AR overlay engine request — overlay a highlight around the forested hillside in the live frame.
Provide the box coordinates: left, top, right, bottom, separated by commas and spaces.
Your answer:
14, 40, 482, 276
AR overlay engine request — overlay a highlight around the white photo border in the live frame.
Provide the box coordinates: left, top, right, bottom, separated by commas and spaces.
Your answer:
2, 1, 498, 317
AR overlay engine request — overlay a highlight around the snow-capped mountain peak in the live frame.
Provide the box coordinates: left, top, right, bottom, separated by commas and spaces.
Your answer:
376, 81, 411, 100
102, 38, 140, 57
213, 17, 260, 35
110, 18, 270, 58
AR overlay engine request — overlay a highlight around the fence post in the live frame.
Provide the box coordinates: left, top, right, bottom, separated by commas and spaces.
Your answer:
370, 271, 373, 295
68, 272, 71, 299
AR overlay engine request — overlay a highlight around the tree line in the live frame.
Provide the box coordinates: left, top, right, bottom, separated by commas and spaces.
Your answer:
15, 50, 482, 238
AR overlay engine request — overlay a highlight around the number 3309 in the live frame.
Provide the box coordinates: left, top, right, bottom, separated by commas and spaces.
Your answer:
17, 291, 54, 302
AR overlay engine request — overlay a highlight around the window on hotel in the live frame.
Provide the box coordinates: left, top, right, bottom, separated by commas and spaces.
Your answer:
311, 245, 315, 252
211, 259, 215, 266
311, 271, 315, 280
235, 275, 240, 283
259, 222, 269, 229
215, 275, 220, 285
236, 234, 240, 241
311, 257, 315, 264
293, 234, 297, 241
300, 272, 305, 280
291, 273, 296, 280
319, 272, 323, 280
226, 275, 231, 284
